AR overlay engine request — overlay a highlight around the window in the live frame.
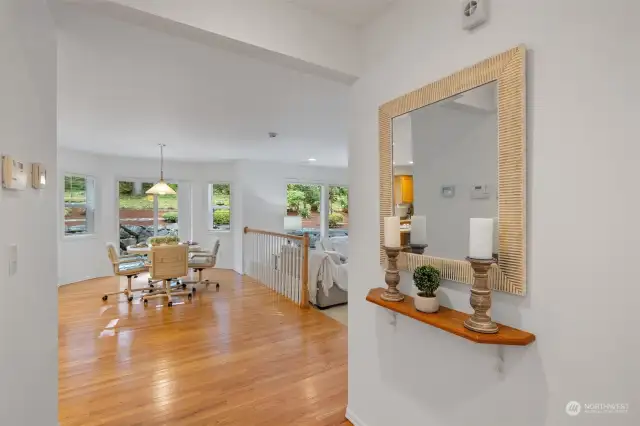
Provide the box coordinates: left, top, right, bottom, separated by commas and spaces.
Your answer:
285, 183, 322, 247
118, 180, 178, 253
64, 174, 95, 236
157, 183, 179, 236
329, 185, 349, 233
210, 183, 231, 231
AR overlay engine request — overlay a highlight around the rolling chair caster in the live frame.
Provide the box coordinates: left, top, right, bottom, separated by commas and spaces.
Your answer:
216, 283, 220, 291
168, 301, 173, 307
143, 299, 148, 306
188, 293, 193, 301
102, 295, 108, 301
128, 296, 134, 302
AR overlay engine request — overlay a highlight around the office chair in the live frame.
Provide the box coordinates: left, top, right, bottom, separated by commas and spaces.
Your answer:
103, 243, 150, 302
185, 239, 221, 293
142, 244, 192, 307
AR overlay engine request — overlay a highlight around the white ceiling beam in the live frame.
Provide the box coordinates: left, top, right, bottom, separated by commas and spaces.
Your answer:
71, 0, 361, 83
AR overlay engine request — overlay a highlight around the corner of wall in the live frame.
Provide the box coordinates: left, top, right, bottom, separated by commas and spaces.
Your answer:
345, 407, 369, 426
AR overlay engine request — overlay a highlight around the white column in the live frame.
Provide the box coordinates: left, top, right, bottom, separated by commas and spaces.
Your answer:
177, 182, 192, 242
320, 184, 329, 238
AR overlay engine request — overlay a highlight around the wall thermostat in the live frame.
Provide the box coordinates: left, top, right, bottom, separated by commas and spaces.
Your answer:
441, 185, 455, 198
461, 0, 488, 31
471, 184, 491, 199
32, 163, 47, 189
2, 155, 27, 190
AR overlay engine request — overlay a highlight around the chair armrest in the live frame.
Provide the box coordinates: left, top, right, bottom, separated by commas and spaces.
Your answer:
121, 253, 141, 259
116, 257, 145, 265
191, 251, 213, 257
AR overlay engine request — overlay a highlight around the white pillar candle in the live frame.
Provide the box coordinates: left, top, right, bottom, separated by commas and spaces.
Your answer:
469, 218, 494, 259
384, 216, 401, 247
410, 215, 427, 245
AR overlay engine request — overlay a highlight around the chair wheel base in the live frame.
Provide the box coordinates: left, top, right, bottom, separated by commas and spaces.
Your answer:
168, 301, 173, 307
128, 296, 134, 302
102, 295, 108, 301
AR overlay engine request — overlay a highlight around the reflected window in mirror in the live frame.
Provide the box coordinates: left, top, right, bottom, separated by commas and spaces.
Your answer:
392, 81, 498, 261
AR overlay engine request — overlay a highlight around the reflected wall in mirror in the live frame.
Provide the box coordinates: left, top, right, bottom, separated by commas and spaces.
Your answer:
393, 82, 498, 260
379, 45, 526, 296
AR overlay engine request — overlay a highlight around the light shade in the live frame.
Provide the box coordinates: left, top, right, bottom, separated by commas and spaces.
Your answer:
145, 180, 176, 196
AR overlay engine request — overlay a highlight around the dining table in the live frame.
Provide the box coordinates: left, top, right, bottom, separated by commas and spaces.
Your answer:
126, 243, 203, 254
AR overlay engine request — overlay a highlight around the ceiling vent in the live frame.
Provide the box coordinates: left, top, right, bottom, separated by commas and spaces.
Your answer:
461, 0, 488, 30
268, 132, 278, 138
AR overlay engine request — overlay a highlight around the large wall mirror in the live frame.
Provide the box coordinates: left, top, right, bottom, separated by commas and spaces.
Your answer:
379, 46, 527, 295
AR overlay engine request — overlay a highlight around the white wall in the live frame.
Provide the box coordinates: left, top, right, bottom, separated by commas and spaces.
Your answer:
84, 0, 360, 82
348, 1, 640, 426
412, 104, 497, 260
58, 149, 348, 284
0, 0, 58, 423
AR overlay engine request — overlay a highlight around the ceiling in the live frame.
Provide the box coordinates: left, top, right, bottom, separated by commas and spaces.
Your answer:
286, 0, 397, 26
56, 5, 349, 166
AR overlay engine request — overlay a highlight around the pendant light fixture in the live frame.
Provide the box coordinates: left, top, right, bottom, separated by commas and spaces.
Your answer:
146, 144, 176, 196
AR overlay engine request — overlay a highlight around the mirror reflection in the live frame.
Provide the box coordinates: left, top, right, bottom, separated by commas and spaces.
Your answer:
392, 82, 498, 260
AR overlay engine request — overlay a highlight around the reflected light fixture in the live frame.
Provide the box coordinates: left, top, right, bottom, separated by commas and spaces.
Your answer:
146, 144, 176, 196
308, 158, 317, 162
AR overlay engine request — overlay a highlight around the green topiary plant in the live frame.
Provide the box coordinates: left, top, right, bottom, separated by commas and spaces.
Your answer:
328, 213, 344, 228
413, 265, 440, 298
162, 212, 178, 223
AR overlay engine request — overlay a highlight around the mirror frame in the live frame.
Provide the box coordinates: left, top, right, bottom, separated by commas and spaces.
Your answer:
379, 45, 527, 296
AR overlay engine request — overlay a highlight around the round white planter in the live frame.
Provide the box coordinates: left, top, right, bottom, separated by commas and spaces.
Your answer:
414, 292, 439, 313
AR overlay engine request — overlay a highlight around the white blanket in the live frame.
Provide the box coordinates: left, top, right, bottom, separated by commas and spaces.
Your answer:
308, 251, 348, 304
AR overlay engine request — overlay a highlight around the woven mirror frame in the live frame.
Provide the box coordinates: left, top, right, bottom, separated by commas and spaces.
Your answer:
379, 45, 527, 295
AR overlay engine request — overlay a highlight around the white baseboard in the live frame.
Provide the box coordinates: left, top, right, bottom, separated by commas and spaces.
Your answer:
346, 407, 368, 426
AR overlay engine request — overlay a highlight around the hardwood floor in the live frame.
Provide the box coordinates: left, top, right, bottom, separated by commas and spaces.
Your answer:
59, 269, 350, 425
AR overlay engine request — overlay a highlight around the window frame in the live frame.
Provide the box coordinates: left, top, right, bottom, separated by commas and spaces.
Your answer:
208, 182, 232, 232
63, 173, 97, 238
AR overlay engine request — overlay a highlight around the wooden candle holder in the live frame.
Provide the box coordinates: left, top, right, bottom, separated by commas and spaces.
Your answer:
381, 246, 404, 302
408, 244, 428, 255
464, 257, 498, 334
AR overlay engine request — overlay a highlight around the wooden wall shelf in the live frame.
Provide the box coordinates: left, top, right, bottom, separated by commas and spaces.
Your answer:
366, 288, 535, 346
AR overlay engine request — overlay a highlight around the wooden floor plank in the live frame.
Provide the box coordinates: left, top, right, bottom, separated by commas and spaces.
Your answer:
59, 270, 350, 425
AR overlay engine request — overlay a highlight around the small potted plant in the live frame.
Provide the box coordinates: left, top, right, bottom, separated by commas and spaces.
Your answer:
148, 236, 180, 246
413, 265, 441, 313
